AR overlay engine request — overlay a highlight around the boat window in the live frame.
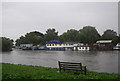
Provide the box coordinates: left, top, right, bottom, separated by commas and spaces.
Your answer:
82, 47, 84, 49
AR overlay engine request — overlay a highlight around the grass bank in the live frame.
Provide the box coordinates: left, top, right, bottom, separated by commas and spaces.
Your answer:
1, 63, 120, 79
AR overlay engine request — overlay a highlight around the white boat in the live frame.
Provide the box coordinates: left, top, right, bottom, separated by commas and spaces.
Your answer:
113, 43, 120, 50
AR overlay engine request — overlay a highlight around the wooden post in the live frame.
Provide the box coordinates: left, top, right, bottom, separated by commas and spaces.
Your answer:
80, 63, 82, 74
58, 61, 61, 72
84, 66, 86, 75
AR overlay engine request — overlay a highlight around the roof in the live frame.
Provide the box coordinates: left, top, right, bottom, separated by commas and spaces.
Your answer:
46, 42, 61, 44
96, 40, 112, 43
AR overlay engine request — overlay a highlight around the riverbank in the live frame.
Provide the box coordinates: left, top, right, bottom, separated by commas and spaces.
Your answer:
1, 63, 120, 79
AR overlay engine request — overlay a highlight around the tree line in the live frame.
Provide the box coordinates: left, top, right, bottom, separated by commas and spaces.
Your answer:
1, 26, 119, 51
15, 26, 120, 46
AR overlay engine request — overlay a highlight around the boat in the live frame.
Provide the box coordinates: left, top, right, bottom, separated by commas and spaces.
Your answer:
32, 46, 46, 50
113, 43, 120, 50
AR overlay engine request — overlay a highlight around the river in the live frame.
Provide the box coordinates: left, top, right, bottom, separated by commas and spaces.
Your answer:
1, 49, 119, 73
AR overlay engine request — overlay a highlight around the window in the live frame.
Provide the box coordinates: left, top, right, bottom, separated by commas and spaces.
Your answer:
80, 47, 82, 49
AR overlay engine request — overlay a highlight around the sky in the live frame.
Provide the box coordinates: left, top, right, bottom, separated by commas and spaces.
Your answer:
2, 2, 118, 40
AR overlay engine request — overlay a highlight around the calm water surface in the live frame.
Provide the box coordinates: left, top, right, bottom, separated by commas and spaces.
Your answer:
1, 49, 119, 73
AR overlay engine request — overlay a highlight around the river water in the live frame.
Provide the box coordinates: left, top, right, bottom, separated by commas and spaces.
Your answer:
1, 49, 119, 73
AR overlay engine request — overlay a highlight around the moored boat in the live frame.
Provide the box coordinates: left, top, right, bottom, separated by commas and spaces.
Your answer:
113, 43, 120, 50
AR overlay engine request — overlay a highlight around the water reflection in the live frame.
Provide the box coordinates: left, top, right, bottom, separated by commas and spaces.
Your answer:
1, 49, 118, 73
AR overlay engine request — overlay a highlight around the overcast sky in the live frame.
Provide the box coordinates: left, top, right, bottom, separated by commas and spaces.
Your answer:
2, 2, 118, 40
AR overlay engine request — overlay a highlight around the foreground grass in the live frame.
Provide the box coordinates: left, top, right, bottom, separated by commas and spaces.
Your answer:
2, 63, 120, 79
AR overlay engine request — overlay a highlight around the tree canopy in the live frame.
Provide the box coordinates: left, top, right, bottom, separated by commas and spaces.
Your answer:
1, 37, 13, 51
101, 29, 117, 40
101, 29, 118, 45
79, 26, 101, 44
15, 31, 44, 46
44, 28, 58, 42
15, 26, 119, 46
59, 29, 79, 42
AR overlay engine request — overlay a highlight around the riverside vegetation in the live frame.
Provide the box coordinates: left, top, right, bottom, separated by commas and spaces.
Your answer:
15, 26, 120, 46
1, 26, 120, 51
2, 63, 120, 79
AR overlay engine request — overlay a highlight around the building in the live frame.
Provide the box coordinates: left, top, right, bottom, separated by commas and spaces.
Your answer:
96, 40, 113, 50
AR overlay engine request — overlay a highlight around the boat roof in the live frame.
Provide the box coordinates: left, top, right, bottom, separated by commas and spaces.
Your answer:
46, 42, 61, 44
96, 40, 112, 43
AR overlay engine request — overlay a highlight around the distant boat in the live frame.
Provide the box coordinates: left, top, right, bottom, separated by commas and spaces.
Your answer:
20, 44, 33, 50
38, 46, 46, 50
32, 46, 46, 50
113, 43, 120, 50
65, 48, 73, 51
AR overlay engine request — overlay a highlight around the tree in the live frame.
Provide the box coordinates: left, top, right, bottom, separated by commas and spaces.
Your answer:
0, 37, 13, 51
101, 29, 118, 45
44, 28, 58, 42
59, 29, 79, 42
15, 31, 44, 46
79, 26, 101, 44
102, 29, 117, 40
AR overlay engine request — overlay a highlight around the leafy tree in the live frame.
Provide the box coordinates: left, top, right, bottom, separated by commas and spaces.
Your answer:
101, 29, 117, 40
101, 29, 118, 45
25, 31, 44, 38
79, 26, 101, 44
44, 28, 58, 42
59, 29, 79, 42
59, 32, 68, 43
0, 37, 13, 51
15, 31, 44, 46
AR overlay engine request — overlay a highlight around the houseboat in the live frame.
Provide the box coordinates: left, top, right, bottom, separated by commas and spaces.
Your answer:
96, 40, 113, 50
20, 44, 33, 50
73, 43, 90, 51
46, 42, 75, 51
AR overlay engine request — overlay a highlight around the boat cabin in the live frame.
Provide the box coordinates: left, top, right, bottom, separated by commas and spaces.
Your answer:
46, 42, 74, 51
96, 40, 113, 50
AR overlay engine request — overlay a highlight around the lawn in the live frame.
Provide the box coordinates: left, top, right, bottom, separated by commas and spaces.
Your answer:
1, 63, 120, 80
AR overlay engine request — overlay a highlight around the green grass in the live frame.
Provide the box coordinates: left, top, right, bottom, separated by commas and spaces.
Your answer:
1, 63, 120, 79
0, 63, 2, 81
